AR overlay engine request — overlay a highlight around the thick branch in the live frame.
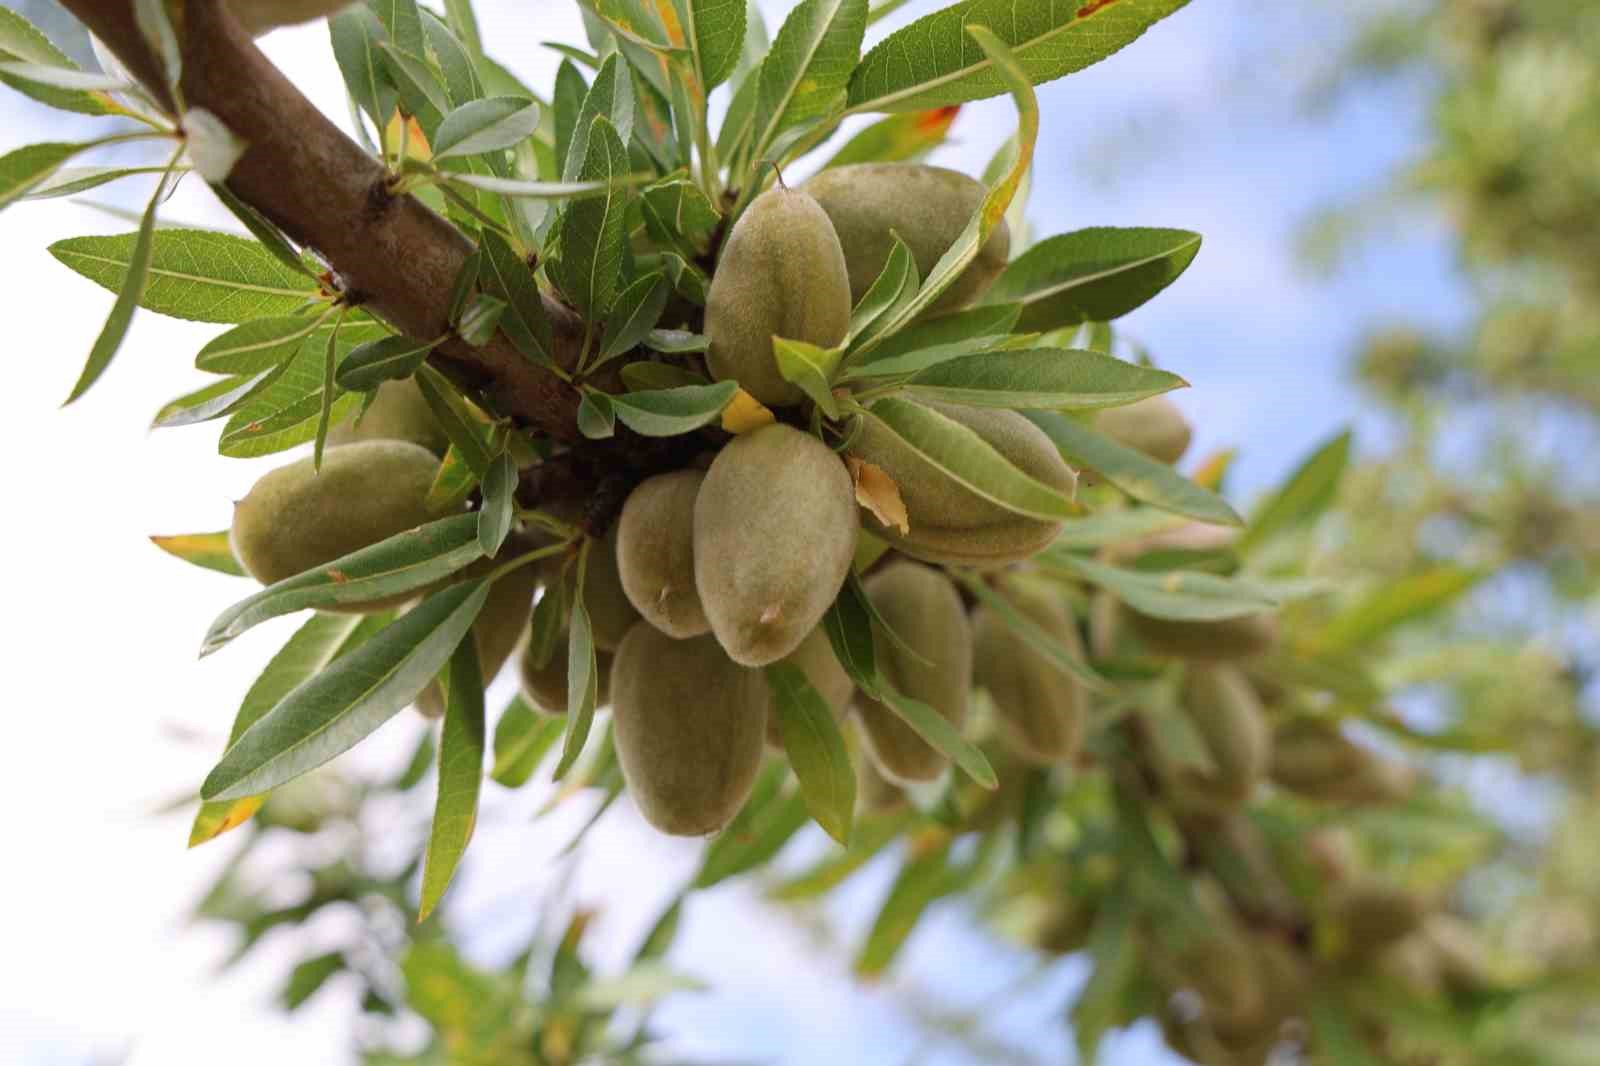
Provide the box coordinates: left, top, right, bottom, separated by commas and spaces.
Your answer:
61, 0, 583, 440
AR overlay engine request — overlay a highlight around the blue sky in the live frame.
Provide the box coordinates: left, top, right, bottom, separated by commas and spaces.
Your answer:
0, 1, 1475, 1064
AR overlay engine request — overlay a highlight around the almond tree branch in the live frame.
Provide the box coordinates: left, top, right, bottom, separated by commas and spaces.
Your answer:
60, 0, 584, 440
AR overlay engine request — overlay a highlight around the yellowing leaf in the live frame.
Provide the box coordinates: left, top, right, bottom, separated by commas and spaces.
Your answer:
386, 109, 432, 161
721, 388, 776, 433
187, 795, 264, 847
848, 457, 909, 534
1190, 448, 1234, 492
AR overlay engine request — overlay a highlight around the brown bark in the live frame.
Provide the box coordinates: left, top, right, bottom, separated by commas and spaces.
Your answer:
60, 0, 583, 439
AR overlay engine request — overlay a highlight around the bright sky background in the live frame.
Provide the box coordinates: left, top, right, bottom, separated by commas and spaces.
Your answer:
0, 1, 1469, 1064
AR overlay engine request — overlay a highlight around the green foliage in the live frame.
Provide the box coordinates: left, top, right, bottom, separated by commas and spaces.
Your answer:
8, 1, 1590, 1063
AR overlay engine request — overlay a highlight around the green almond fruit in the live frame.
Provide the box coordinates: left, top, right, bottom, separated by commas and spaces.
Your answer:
804, 163, 1010, 314
230, 440, 440, 607
1155, 665, 1271, 814
694, 424, 858, 666
704, 186, 852, 406
1333, 881, 1427, 958
1270, 719, 1415, 804
854, 562, 972, 785
1125, 607, 1279, 661
765, 624, 854, 749
617, 470, 709, 639
609, 624, 768, 836
848, 401, 1073, 567
327, 378, 449, 455
517, 629, 613, 715
416, 563, 540, 719
972, 586, 1086, 765
1092, 395, 1193, 467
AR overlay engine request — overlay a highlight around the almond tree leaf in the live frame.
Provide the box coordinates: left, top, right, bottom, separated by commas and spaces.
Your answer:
427, 444, 481, 513
694, 766, 812, 887
595, 271, 671, 368
313, 317, 341, 469
456, 291, 506, 347
621, 361, 707, 390
562, 53, 635, 181
50, 228, 323, 323
1, 142, 112, 212
63, 155, 176, 404
552, 600, 598, 780
766, 662, 855, 845
329, 6, 401, 134
150, 530, 247, 577
477, 229, 554, 366
420, 9, 483, 106
957, 574, 1106, 689
1317, 567, 1487, 655
772, 338, 843, 419
848, 234, 920, 346
0, 60, 128, 92
854, 838, 952, 976
21, 164, 177, 201
848, 26, 1037, 355
866, 681, 996, 789
863, 397, 1079, 521
845, 302, 1022, 379
682, 0, 747, 90
335, 334, 435, 391
195, 315, 333, 375
151, 368, 282, 429
415, 367, 493, 477
201, 514, 484, 655
448, 171, 643, 200
846, 0, 1192, 114
611, 381, 739, 436
202, 580, 490, 802
217, 327, 388, 457
188, 612, 368, 846
985, 227, 1203, 331
905, 348, 1185, 410
552, 115, 629, 319
432, 95, 541, 160
477, 452, 518, 557
491, 695, 565, 787
1024, 410, 1243, 526
1044, 551, 1278, 622
824, 569, 878, 687
643, 328, 710, 355
749, 0, 867, 165
419, 637, 486, 921
0, 8, 116, 114
578, 390, 617, 439
1236, 428, 1352, 554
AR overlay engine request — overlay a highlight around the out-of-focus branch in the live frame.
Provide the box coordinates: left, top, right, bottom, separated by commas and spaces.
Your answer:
60, 0, 584, 440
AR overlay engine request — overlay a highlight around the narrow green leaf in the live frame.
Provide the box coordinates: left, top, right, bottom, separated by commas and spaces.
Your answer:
823, 106, 959, 169
1237, 429, 1353, 554
432, 95, 541, 160
491, 695, 564, 787
21, 164, 176, 201
610, 381, 738, 436
824, 570, 878, 687
867, 681, 996, 788
419, 637, 486, 921
189, 613, 367, 846
208, 182, 317, 279
553, 600, 598, 780
379, 42, 450, 123
1044, 552, 1278, 622
336, 334, 435, 391
281, 952, 343, 1010
595, 272, 670, 367
848, 234, 919, 345
644, 328, 709, 355
846, 0, 1192, 114
196, 314, 331, 375
773, 338, 843, 419
456, 291, 506, 347
695, 767, 812, 887
855, 839, 951, 976
0, 60, 127, 92
904, 348, 1185, 410
562, 53, 635, 180
766, 662, 855, 845
328, 7, 401, 135
986, 227, 1203, 331
847, 302, 1022, 378
477, 229, 553, 366
201, 514, 483, 655
862, 397, 1079, 521
1318, 567, 1486, 655
63, 155, 175, 404
621, 361, 707, 390
217, 327, 388, 457
415, 367, 493, 477
50, 228, 322, 323
477, 453, 518, 557
132, 0, 182, 98
373, 0, 426, 58
552, 116, 629, 319
151, 368, 282, 429
640, 174, 722, 257
749, 0, 868, 165
151, 531, 247, 577
202, 580, 489, 802
1, 143, 108, 212
1024, 410, 1242, 526
0, 8, 115, 114
312, 317, 340, 469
